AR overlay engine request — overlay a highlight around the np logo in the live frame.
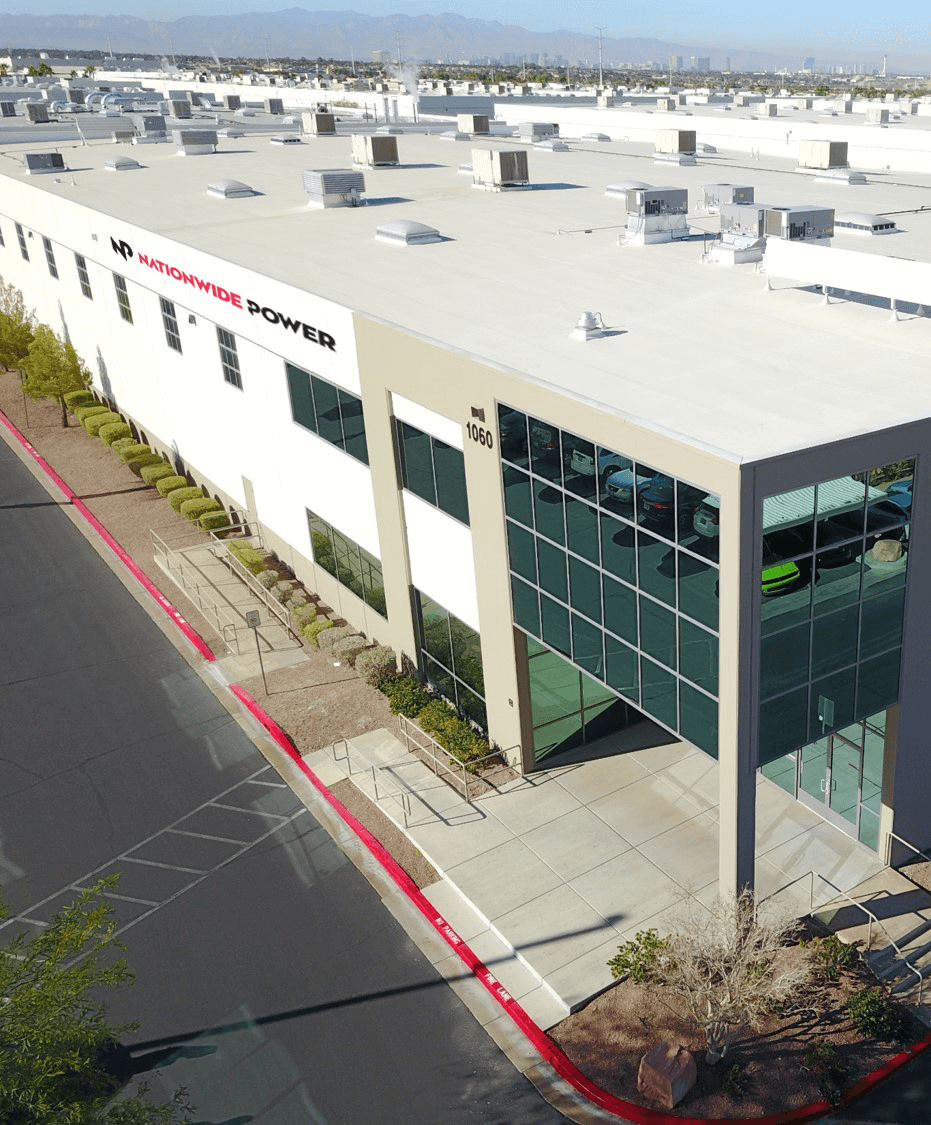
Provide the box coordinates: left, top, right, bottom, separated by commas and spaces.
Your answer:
111, 237, 134, 261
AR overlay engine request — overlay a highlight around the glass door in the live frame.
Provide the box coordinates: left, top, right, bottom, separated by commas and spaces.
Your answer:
797, 732, 862, 835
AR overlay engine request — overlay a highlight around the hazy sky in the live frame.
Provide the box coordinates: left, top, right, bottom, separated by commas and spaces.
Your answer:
14, 0, 929, 63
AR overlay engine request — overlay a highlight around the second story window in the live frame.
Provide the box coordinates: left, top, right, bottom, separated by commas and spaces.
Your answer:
217, 326, 242, 389
113, 273, 132, 323
15, 223, 28, 261
395, 419, 470, 525
43, 237, 58, 278
75, 253, 92, 299
160, 297, 182, 352
285, 362, 368, 465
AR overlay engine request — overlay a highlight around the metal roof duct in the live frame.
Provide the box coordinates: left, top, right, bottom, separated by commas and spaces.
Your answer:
302, 168, 365, 208
172, 129, 218, 155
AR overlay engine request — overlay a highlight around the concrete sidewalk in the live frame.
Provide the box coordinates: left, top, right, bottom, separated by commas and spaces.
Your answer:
305, 728, 888, 1030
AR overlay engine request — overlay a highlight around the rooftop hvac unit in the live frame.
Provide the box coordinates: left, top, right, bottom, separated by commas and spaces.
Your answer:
169, 99, 192, 119
352, 133, 399, 167
518, 121, 558, 139
265, 98, 284, 114
758, 102, 778, 116
867, 106, 889, 125
224, 94, 242, 110
302, 168, 366, 208
764, 205, 834, 242
656, 97, 676, 111
796, 97, 813, 110
798, 139, 848, 170
68, 89, 86, 104
23, 152, 65, 174
654, 128, 696, 165
24, 102, 50, 123
168, 89, 190, 101
457, 113, 489, 134
172, 129, 218, 155
302, 111, 336, 135
111, 129, 135, 143
701, 183, 754, 211
597, 95, 615, 108
719, 202, 769, 239
140, 115, 166, 133
0, 101, 15, 117
471, 148, 529, 191
622, 187, 690, 245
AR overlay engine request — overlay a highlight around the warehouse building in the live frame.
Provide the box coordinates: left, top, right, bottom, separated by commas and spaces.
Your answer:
2, 114, 930, 897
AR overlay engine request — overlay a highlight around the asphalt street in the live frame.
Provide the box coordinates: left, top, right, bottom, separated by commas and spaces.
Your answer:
0, 435, 561, 1123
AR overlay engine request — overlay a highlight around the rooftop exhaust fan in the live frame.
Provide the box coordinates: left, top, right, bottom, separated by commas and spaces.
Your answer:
303, 168, 365, 208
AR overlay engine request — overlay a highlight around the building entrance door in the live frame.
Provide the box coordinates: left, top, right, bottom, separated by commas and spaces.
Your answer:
797, 731, 863, 834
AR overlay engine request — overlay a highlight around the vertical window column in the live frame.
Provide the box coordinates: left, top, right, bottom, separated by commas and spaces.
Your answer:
216, 326, 242, 389
160, 297, 182, 352
15, 223, 28, 261
113, 274, 132, 323
75, 253, 92, 299
42, 237, 58, 278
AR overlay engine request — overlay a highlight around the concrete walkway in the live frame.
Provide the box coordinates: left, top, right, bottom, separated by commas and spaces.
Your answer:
306, 728, 888, 1030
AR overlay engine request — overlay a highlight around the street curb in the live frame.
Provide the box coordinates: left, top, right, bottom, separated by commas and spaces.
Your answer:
5, 403, 931, 1124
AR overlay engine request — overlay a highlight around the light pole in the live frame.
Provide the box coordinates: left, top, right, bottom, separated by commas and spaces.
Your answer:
595, 26, 606, 89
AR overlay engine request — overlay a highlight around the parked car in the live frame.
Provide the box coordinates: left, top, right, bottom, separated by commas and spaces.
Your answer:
528, 417, 561, 466
833, 500, 907, 550
568, 446, 631, 480
885, 480, 913, 515
693, 495, 720, 538
638, 475, 706, 532
604, 467, 654, 510
761, 533, 805, 596
497, 408, 528, 461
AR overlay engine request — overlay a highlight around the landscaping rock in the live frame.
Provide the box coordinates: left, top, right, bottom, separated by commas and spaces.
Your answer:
637, 1041, 697, 1109
871, 539, 903, 563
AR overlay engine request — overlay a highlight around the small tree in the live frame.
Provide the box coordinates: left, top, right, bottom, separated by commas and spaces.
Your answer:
0, 879, 193, 1123
0, 277, 36, 373
21, 324, 92, 427
613, 890, 817, 1065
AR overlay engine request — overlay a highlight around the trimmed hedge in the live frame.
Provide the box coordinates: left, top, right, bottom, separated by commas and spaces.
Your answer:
331, 635, 368, 667
179, 497, 223, 524
167, 486, 204, 513
200, 510, 231, 534
111, 437, 139, 456
304, 619, 333, 646
140, 462, 176, 487
228, 541, 266, 575
98, 422, 132, 446
356, 645, 397, 687
317, 624, 359, 652
127, 453, 164, 477
155, 474, 189, 497
74, 403, 109, 425
83, 411, 122, 436
118, 443, 151, 463
64, 390, 95, 411
417, 699, 488, 765
381, 676, 434, 717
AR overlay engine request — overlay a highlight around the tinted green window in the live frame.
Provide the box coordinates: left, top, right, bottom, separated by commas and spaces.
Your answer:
415, 590, 486, 728
338, 389, 368, 463
498, 404, 529, 468
565, 496, 600, 563
639, 597, 677, 670
451, 618, 485, 695
533, 478, 565, 544
420, 595, 452, 667
603, 575, 637, 645
600, 515, 635, 584
679, 619, 718, 694
759, 687, 809, 766
311, 376, 343, 448
857, 649, 901, 717
306, 509, 386, 618
569, 556, 602, 622
572, 614, 603, 677
640, 656, 677, 728
398, 420, 436, 504
679, 683, 718, 757
507, 522, 537, 583
678, 553, 718, 631
512, 576, 540, 634
811, 605, 859, 678
859, 586, 906, 661
286, 364, 316, 433
503, 466, 533, 527
638, 530, 676, 607
760, 622, 810, 700
809, 666, 856, 737
541, 594, 571, 656
537, 538, 568, 602
605, 635, 638, 703
433, 440, 469, 523
528, 416, 562, 484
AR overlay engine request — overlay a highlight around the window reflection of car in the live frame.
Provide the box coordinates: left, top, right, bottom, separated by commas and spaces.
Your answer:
833, 500, 907, 551
569, 447, 631, 481
529, 418, 560, 464
638, 475, 705, 531
498, 409, 528, 460
885, 481, 912, 515
761, 533, 805, 596
604, 467, 653, 510
693, 496, 720, 538
813, 519, 859, 568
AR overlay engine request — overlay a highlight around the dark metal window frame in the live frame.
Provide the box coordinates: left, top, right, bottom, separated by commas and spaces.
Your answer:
42, 236, 58, 279
285, 362, 369, 466
159, 296, 182, 353
113, 273, 132, 323
75, 252, 92, 299
216, 325, 242, 389
15, 222, 28, 261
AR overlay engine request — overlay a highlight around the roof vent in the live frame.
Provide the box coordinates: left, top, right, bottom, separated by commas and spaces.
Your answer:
303, 168, 366, 208
270, 133, 302, 144
23, 152, 65, 174
104, 156, 142, 171
835, 211, 897, 235
302, 112, 336, 135
814, 166, 868, 185
376, 125, 403, 135
234, 108, 255, 118
605, 179, 652, 198
172, 129, 218, 155
217, 127, 244, 138
518, 121, 558, 140
570, 311, 607, 341
352, 134, 399, 167
471, 148, 529, 191
376, 219, 442, 245
583, 132, 611, 141
208, 177, 255, 198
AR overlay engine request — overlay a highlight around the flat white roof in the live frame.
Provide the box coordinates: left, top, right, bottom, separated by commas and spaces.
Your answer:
4, 120, 931, 463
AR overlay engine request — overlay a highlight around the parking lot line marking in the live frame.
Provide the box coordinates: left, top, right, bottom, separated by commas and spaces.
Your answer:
102, 892, 160, 907
208, 801, 289, 820
166, 828, 251, 846
122, 857, 204, 874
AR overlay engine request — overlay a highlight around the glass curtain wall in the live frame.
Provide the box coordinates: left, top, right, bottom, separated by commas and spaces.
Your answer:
394, 420, 470, 525
306, 509, 387, 618
757, 461, 913, 849
414, 590, 486, 728
499, 403, 721, 760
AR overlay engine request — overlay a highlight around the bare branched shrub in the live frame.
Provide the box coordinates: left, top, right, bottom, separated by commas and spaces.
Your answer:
644, 890, 817, 1065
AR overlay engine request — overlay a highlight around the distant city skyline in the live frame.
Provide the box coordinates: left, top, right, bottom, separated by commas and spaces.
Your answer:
3, 3, 928, 73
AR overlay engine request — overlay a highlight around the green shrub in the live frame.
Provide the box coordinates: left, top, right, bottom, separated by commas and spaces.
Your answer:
110, 437, 138, 454
257, 570, 278, 589
98, 422, 132, 447
317, 624, 359, 652
290, 603, 318, 631
127, 453, 165, 477
228, 542, 266, 575
381, 675, 433, 718
332, 635, 368, 667
273, 580, 294, 603
804, 1043, 847, 1104
167, 486, 203, 513
356, 645, 396, 687
286, 591, 308, 608
608, 930, 670, 983
118, 443, 151, 463
846, 989, 908, 1041
140, 462, 175, 486
155, 474, 189, 497
304, 619, 333, 646
180, 497, 223, 524
416, 698, 488, 764
200, 510, 231, 534
83, 411, 122, 436
74, 403, 109, 425
801, 934, 860, 981
63, 389, 95, 411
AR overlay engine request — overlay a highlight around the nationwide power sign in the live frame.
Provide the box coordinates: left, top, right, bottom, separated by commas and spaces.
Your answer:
110, 235, 337, 352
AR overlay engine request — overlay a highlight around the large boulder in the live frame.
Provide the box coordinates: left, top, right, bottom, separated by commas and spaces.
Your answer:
637, 1041, 697, 1109
871, 539, 903, 563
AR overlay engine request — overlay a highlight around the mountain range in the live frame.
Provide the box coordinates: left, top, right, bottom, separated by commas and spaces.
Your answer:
0, 9, 839, 72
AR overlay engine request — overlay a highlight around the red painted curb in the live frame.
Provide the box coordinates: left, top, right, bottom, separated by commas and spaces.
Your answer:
6, 403, 931, 1123
0, 409, 215, 662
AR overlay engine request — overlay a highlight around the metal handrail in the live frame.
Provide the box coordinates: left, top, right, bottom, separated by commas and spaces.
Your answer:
396, 714, 506, 803
885, 830, 931, 870
151, 529, 243, 651
209, 527, 300, 639
762, 866, 925, 1004
332, 737, 412, 826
